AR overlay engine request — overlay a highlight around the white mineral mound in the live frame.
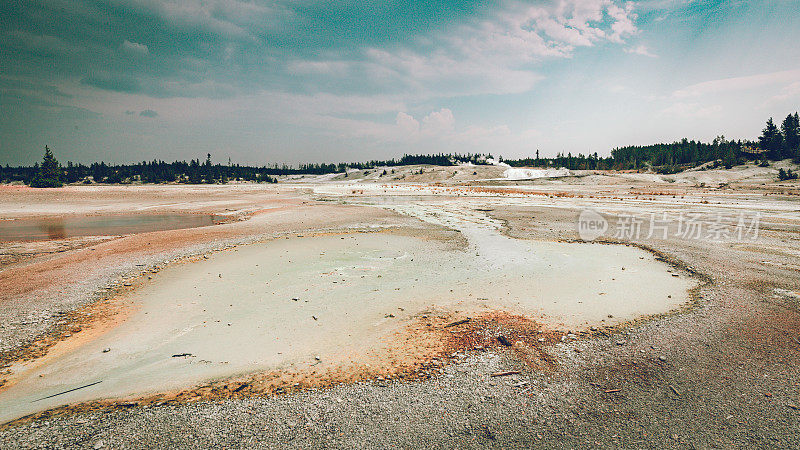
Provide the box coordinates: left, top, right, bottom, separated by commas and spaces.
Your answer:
503, 167, 571, 180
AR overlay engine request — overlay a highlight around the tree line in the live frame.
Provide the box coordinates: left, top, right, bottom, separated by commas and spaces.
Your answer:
3, 112, 798, 186
610, 112, 799, 173
0, 152, 493, 186
502, 150, 616, 170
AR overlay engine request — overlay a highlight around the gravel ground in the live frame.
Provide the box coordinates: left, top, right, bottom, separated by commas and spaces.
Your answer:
2, 182, 800, 448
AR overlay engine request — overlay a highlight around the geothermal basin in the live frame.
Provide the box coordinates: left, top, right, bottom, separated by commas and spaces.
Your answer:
0, 201, 696, 424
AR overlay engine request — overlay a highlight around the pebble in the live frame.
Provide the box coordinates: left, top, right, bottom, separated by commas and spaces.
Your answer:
658, 355, 667, 362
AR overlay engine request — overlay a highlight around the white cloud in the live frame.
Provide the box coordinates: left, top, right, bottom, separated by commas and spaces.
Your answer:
288, 0, 639, 98
121, 40, 149, 55
674, 69, 800, 98
625, 44, 657, 57
396, 112, 420, 135
607, 2, 638, 42
422, 108, 455, 134
5, 31, 83, 57
111, 0, 292, 40
661, 102, 722, 118
770, 81, 800, 103
287, 60, 350, 76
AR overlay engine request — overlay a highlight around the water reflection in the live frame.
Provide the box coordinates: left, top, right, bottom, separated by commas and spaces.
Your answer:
0, 214, 223, 242
41, 221, 67, 240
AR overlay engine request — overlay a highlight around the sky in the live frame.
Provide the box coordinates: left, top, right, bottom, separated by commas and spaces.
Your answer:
1, 0, 799, 166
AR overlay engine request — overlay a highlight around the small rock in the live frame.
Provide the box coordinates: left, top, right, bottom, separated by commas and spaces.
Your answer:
93, 440, 104, 449
102, 348, 110, 353
658, 355, 667, 362
615, 340, 626, 346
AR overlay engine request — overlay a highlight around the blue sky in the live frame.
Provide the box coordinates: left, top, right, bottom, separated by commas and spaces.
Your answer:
1, 0, 799, 165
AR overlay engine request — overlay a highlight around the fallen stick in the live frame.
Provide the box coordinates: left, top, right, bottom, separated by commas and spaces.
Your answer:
33, 381, 103, 402
604, 389, 621, 394
497, 335, 512, 347
669, 385, 680, 396
444, 318, 471, 328
490, 370, 521, 377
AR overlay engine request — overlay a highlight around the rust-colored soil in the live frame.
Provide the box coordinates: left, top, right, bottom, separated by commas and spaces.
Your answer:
2, 311, 566, 427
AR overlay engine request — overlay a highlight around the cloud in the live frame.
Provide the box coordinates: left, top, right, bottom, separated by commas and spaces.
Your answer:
1, 0, 639, 101
396, 112, 420, 135
625, 44, 657, 57
82, 73, 143, 94
606, 2, 638, 42
287, 61, 349, 76
393, 109, 455, 138
121, 40, 149, 55
139, 109, 159, 118
4, 30, 83, 57
770, 81, 800, 103
661, 102, 722, 118
422, 108, 455, 134
674, 69, 800, 98
109, 0, 292, 40
283, 0, 640, 97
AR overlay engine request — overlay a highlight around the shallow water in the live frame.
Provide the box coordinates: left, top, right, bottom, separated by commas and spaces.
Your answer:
0, 214, 223, 242
0, 224, 694, 422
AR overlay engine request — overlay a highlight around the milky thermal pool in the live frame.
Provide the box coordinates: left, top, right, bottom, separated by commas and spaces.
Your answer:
0, 203, 695, 423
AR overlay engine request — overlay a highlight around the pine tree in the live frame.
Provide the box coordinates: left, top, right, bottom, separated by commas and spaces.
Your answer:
781, 112, 800, 159
759, 118, 784, 160
30, 146, 63, 187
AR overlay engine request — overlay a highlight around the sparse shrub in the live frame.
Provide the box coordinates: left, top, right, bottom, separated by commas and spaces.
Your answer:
778, 168, 798, 181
